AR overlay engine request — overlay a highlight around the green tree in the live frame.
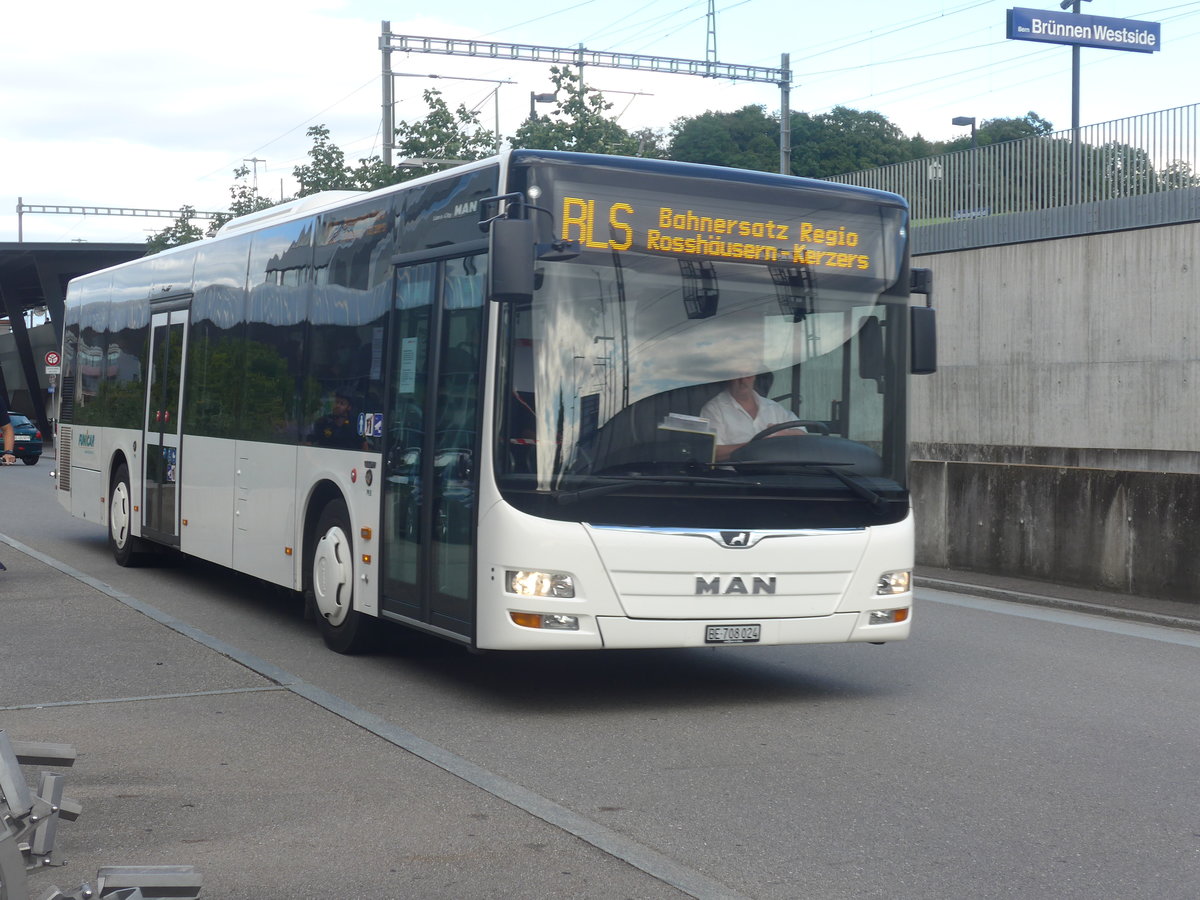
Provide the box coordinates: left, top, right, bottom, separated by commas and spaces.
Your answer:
940, 111, 1056, 153
388, 88, 497, 181
207, 165, 278, 235
146, 205, 205, 252
793, 107, 917, 178
293, 125, 357, 197
669, 104, 925, 178
510, 67, 640, 156
293, 91, 498, 194
1158, 160, 1200, 190
668, 105, 779, 172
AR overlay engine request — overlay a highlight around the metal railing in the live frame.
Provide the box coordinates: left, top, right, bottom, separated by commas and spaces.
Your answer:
827, 103, 1200, 254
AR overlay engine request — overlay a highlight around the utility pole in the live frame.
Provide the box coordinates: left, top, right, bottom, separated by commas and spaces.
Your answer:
779, 54, 791, 176
243, 158, 266, 192
381, 20, 395, 167
706, 0, 718, 77
381, 29, 794, 174
1061, 0, 1093, 203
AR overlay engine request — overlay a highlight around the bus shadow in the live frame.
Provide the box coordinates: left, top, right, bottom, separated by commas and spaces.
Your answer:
374, 626, 904, 710
127, 553, 903, 711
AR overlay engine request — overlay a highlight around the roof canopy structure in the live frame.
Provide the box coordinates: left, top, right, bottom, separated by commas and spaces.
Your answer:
0, 242, 146, 438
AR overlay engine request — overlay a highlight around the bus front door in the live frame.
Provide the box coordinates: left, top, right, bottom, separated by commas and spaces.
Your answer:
142, 306, 188, 545
381, 255, 486, 640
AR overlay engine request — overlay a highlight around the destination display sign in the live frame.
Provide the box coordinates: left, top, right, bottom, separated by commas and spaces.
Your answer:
552, 180, 901, 283
1007, 7, 1161, 53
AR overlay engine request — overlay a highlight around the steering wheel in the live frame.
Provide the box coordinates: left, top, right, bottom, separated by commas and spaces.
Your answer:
744, 420, 810, 444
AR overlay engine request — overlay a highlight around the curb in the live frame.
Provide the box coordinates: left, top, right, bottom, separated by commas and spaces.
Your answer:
915, 575, 1200, 634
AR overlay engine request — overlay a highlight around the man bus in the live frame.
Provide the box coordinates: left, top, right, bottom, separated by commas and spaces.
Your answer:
55, 150, 935, 654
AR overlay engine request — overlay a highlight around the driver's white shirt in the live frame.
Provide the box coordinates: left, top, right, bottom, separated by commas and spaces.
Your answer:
699, 389, 796, 445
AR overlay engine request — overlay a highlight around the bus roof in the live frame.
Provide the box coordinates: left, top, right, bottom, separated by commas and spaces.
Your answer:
68, 149, 908, 287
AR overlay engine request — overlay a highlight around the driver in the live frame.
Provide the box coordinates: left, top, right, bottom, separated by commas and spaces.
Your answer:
700, 375, 807, 461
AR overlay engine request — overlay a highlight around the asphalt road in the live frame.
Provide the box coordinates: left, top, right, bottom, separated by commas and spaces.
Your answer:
3, 456, 1199, 899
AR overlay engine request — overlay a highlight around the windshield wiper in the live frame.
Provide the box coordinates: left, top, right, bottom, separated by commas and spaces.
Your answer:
719, 460, 891, 514
555, 473, 752, 505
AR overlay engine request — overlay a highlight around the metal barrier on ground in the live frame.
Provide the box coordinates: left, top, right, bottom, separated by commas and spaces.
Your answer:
0, 731, 201, 900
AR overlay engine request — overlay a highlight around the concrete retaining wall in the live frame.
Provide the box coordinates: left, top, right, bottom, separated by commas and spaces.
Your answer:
911, 221, 1200, 604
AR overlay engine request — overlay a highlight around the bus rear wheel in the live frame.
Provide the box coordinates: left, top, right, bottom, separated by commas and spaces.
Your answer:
307, 498, 375, 654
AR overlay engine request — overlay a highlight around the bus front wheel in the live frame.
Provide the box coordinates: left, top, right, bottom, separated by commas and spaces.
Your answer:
307, 498, 374, 654
109, 462, 147, 567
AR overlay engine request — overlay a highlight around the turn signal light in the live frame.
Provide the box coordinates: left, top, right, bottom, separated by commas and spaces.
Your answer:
868, 608, 910, 625
509, 611, 580, 631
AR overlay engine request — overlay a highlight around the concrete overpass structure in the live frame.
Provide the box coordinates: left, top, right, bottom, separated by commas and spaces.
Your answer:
0, 243, 145, 439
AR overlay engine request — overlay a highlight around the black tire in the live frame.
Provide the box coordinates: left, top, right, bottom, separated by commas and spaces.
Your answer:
306, 498, 375, 654
109, 462, 147, 566
22, 456, 38, 466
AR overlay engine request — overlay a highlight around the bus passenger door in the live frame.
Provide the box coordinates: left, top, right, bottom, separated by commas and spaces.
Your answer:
381, 254, 486, 639
142, 306, 188, 545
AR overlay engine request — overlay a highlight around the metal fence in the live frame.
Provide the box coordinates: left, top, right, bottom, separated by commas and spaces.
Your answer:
826, 103, 1200, 254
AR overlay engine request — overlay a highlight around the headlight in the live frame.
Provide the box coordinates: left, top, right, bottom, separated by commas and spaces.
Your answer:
505, 569, 576, 598
876, 569, 911, 595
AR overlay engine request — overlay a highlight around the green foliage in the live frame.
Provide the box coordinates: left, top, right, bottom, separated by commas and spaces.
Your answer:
941, 112, 1056, 152
293, 126, 357, 197
239, 340, 297, 441
185, 331, 297, 441
207, 165, 278, 235
669, 105, 779, 172
389, 88, 498, 181
293, 91, 498, 195
1158, 160, 1200, 190
99, 376, 146, 429
670, 104, 930, 178
510, 67, 641, 156
792, 107, 916, 177
145, 206, 205, 252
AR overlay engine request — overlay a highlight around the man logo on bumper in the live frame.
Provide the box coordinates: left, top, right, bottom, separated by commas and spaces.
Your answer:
695, 575, 777, 595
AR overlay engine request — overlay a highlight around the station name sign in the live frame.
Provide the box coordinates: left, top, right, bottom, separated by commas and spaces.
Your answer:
1007, 8, 1161, 53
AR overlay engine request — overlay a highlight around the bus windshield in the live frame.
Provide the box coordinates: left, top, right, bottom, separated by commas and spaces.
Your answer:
497, 250, 910, 525
494, 162, 912, 529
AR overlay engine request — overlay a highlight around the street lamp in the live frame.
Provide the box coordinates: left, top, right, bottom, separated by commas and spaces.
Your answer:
952, 117, 979, 216
951, 116, 977, 148
529, 92, 556, 120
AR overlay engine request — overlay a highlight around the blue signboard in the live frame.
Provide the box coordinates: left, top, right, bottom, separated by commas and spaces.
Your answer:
1007, 8, 1161, 53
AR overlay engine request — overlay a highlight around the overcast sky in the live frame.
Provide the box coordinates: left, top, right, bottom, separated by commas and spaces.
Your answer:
3, 0, 1197, 243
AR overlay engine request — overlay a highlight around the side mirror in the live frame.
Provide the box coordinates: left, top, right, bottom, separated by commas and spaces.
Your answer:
910, 306, 937, 375
487, 218, 536, 302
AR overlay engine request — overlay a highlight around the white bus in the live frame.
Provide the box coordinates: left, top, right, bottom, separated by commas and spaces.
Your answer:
55, 150, 936, 654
